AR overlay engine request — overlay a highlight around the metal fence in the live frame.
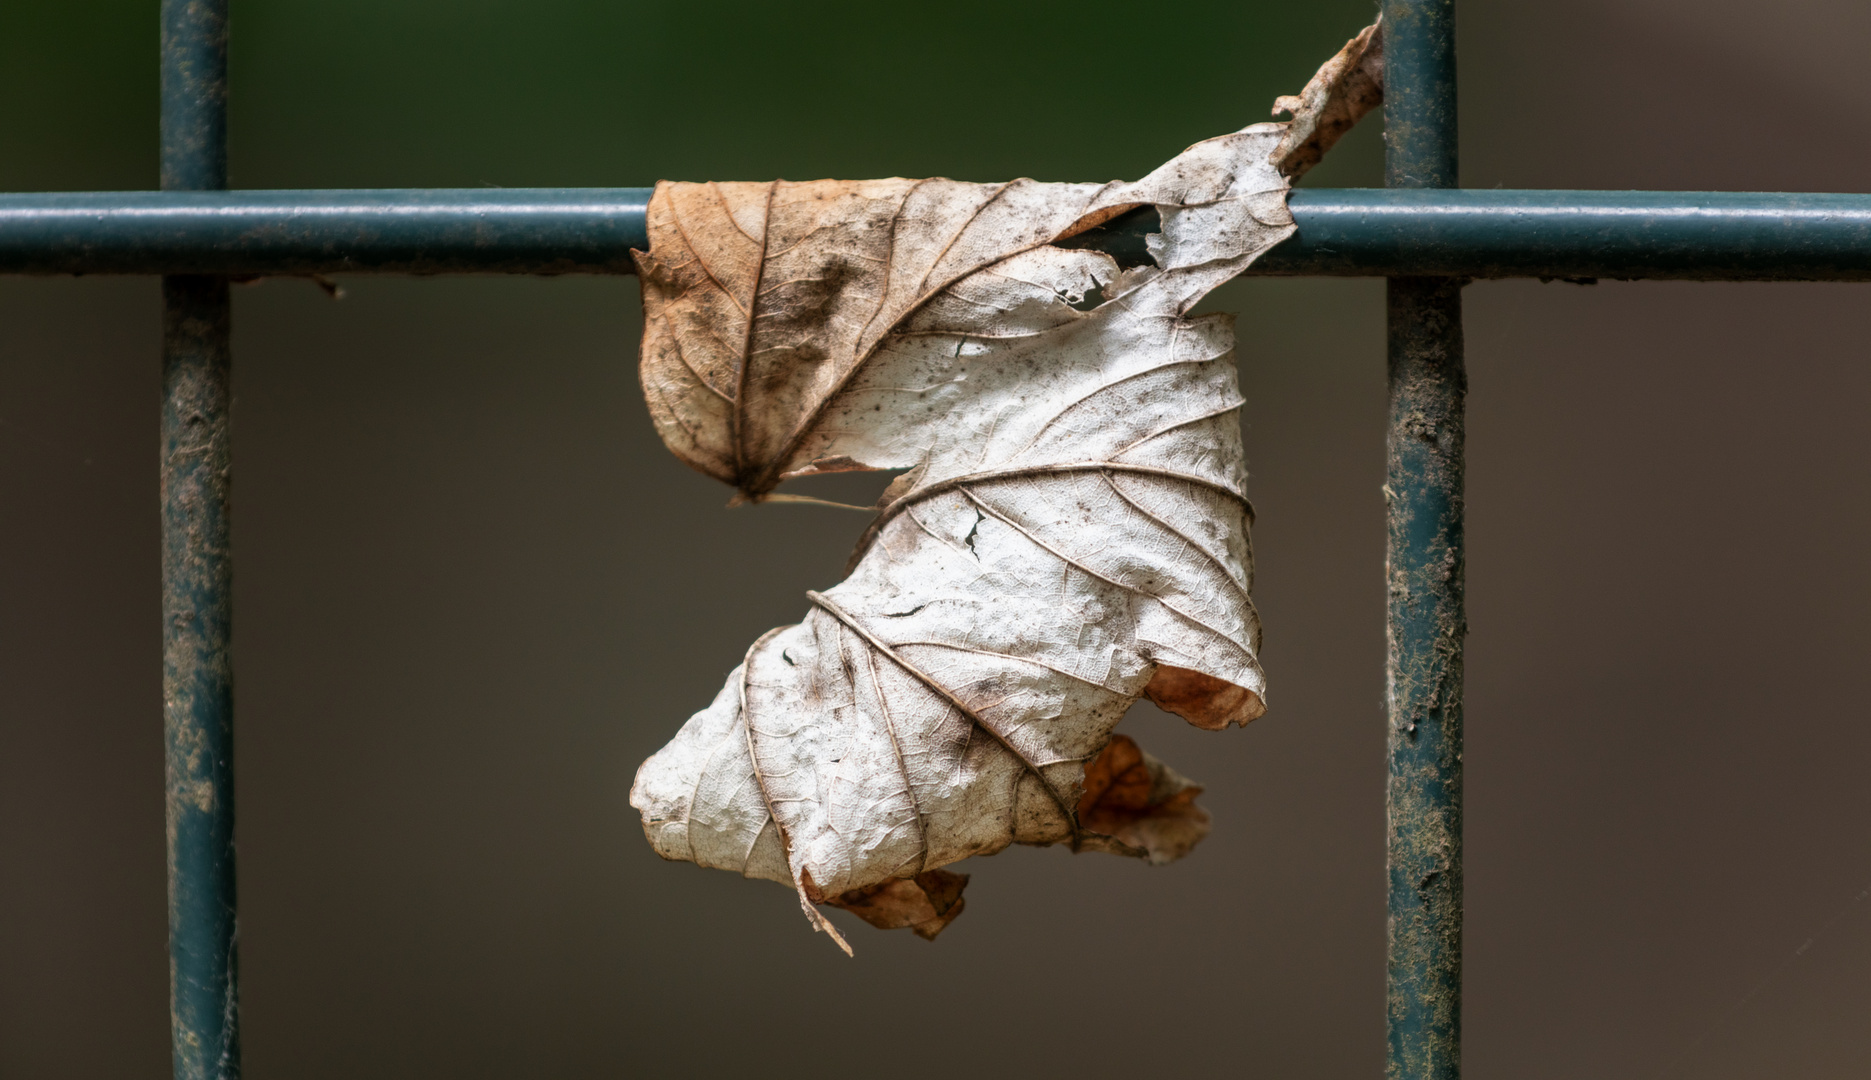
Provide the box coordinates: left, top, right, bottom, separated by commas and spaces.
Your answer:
5, 1, 1867, 1077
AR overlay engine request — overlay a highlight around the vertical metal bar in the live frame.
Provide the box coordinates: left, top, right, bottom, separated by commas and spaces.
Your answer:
1381, 2, 1465, 1079
161, 1, 239, 1078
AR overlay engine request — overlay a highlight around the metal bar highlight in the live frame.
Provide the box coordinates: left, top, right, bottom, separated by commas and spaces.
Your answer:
1383, 3, 1466, 1079
160, 1, 240, 1077
3, 188, 1871, 280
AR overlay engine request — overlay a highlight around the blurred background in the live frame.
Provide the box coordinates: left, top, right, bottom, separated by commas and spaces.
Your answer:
3, 0, 1869, 1076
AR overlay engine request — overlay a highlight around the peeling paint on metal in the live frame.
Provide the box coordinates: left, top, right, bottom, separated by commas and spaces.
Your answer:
162, 274, 240, 1080
1385, 275, 1466, 1080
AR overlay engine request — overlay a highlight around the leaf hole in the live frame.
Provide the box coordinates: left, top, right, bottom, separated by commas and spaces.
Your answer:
962, 510, 985, 559
1067, 282, 1107, 312
1052, 204, 1161, 271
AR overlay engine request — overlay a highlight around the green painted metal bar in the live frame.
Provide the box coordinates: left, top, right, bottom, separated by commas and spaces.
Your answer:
4, 188, 1871, 280
1382, 2, 1466, 1079
1269, 189, 1871, 280
0, 189, 653, 276
160, 0, 240, 1077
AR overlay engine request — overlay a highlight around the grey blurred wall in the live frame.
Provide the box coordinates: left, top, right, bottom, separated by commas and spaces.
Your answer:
2, 1, 1868, 1076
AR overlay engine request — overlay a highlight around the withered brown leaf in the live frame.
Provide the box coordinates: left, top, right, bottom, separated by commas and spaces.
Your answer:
630, 23, 1381, 953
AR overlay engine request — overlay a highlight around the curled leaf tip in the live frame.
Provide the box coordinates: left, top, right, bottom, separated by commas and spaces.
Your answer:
1270, 16, 1386, 180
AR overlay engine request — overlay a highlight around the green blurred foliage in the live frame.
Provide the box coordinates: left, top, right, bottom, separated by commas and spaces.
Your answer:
1, 0, 1382, 191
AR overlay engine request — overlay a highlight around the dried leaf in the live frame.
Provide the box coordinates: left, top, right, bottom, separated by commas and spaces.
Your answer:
1076, 734, 1210, 866
825, 869, 969, 942
1271, 18, 1385, 180
630, 26, 1380, 951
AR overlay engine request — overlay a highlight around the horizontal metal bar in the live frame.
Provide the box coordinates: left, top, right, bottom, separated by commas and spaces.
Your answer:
1, 187, 1868, 281
0, 188, 654, 276
1270, 189, 1871, 281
